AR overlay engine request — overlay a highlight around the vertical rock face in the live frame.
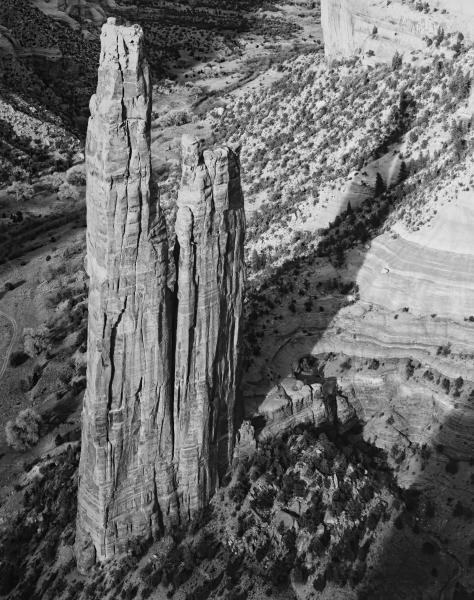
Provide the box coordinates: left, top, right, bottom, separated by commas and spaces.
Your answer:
76, 20, 245, 571
174, 135, 245, 519
321, 0, 474, 61
75, 18, 177, 572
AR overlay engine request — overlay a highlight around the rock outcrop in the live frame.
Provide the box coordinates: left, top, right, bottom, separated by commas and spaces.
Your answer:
321, 0, 474, 61
174, 135, 245, 520
233, 421, 257, 461
75, 18, 177, 572
76, 19, 245, 571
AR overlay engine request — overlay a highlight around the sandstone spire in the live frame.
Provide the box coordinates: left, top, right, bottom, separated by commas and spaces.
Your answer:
76, 20, 245, 571
174, 135, 246, 519
75, 18, 178, 572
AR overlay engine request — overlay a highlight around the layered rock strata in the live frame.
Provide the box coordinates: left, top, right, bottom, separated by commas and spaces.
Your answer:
76, 19, 245, 571
321, 0, 474, 61
174, 135, 245, 520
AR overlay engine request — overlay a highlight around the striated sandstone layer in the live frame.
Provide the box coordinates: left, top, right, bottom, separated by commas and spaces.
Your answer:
75, 19, 178, 572
321, 0, 474, 60
173, 135, 246, 520
250, 186, 474, 462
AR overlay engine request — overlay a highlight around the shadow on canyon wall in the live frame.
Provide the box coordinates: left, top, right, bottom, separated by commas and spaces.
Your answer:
242, 115, 474, 597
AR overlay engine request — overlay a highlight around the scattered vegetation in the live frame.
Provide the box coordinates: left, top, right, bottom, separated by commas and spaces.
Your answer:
5, 408, 42, 451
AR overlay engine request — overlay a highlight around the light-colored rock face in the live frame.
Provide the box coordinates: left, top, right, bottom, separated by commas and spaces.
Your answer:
174, 135, 246, 520
76, 20, 245, 571
321, 0, 474, 60
233, 420, 257, 461
75, 18, 178, 572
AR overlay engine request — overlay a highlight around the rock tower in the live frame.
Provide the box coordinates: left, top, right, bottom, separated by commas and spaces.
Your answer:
174, 136, 245, 520
76, 18, 245, 571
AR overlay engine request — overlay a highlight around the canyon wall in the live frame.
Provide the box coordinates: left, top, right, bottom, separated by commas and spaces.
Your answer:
76, 19, 245, 571
321, 0, 474, 60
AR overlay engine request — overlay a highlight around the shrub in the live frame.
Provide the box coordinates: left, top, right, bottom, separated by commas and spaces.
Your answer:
57, 182, 81, 202
9, 350, 29, 367
368, 359, 380, 370
421, 541, 437, 555
313, 573, 326, 591
5, 408, 42, 451
66, 166, 86, 186
445, 459, 459, 475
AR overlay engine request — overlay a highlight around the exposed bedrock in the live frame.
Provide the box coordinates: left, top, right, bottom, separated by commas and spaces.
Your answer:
174, 134, 246, 521
321, 0, 474, 60
255, 377, 357, 439
75, 19, 177, 572
245, 187, 474, 467
75, 20, 245, 571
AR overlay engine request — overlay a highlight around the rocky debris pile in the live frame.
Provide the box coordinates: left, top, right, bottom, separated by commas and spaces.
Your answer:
75, 18, 245, 571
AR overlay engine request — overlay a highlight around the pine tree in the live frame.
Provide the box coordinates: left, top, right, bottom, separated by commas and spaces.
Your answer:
374, 172, 386, 197
334, 244, 345, 268
392, 51, 403, 71
398, 161, 409, 183
250, 249, 260, 271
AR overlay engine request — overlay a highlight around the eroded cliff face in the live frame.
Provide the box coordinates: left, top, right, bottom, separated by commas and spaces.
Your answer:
76, 19, 245, 571
174, 136, 245, 520
321, 0, 474, 60
75, 18, 178, 572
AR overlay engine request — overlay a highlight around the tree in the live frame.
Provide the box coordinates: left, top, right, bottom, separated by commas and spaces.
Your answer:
5, 408, 42, 451
450, 120, 465, 159
398, 160, 409, 183
8, 182, 33, 204
334, 244, 345, 268
374, 172, 385, 196
250, 249, 260, 271
392, 51, 403, 71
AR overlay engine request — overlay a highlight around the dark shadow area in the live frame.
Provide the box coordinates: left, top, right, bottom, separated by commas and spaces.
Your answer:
357, 404, 474, 600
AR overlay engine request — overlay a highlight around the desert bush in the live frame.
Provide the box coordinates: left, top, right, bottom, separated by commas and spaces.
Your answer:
445, 458, 459, 475
9, 350, 29, 367
5, 408, 42, 451
162, 111, 192, 127
41, 172, 64, 193
66, 166, 86, 186
57, 182, 81, 202
8, 181, 34, 202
